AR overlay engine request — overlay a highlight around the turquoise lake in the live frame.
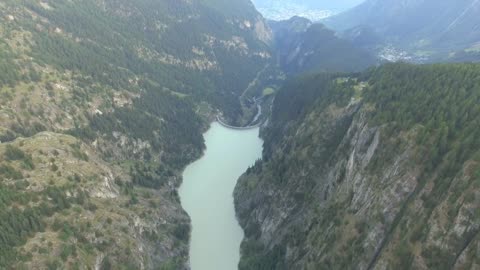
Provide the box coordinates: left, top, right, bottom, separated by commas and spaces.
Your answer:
179, 122, 263, 270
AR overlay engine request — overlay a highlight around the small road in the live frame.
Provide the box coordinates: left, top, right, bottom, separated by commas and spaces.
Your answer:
240, 64, 270, 102
248, 104, 262, 126
217, 96, 265, 130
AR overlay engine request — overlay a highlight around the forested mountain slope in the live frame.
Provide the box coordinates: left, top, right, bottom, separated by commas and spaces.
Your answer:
235, 63, 480, 269
270, 17, 377, 74
0, 0, 272, 268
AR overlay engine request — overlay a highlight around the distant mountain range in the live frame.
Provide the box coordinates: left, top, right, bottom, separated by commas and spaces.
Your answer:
324, 0, 480, 61
253, 1, 333, 21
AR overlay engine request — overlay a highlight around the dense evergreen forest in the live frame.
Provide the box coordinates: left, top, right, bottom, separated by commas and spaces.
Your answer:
0, 0, 273, 179
364, 63, 480, 177
237, 62, 480, 270
0, 0, 272, 268
24, 0, 270, 117
0, 47, 19, 87
267, 63, 480, 172
2, 0, 479, 268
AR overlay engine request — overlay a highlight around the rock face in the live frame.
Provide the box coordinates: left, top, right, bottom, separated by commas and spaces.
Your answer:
235, 64, 480, 270
0, 132, 191, 269
254, 16, 274, 44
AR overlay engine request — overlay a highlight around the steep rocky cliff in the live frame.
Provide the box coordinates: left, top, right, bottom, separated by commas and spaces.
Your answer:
235, 63, 480, 269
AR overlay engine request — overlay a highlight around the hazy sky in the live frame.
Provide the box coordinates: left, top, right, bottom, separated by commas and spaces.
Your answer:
251, 0, 365, 21
252, 0, 365, 12
293, 0, 365, 11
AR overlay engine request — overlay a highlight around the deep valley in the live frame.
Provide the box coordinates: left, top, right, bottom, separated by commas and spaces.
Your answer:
0, 0, 479, 269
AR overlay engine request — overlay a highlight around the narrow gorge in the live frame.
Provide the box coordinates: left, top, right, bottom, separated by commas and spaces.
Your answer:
1, 0, 480, 269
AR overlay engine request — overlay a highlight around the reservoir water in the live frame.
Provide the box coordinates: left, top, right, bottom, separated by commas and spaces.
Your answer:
179, 122, 263, 270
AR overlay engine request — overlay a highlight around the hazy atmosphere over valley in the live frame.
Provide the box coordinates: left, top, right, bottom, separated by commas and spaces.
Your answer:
0, 0, 479, 269
252, 0, 365, 21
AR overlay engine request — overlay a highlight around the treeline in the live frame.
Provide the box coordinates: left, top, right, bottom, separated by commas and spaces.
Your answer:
0, 47, 19, 87
268, 63, 480, 178
253, 62, 480, 269
0, 206, 45, 267
23, 0, 212, 173
264, 73, 357, 159
68, 87, 206, 169
0, 184, 76, 267
363, 62, 480, 207
17, 0, 271, 163
24, 0, 266, 118
129, 163, 174, 189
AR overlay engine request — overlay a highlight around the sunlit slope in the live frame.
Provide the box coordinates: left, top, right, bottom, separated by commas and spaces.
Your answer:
0, 0, 272, 268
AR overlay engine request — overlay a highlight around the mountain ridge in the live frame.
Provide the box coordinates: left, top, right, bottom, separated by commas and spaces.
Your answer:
324, 0, 480, 59
235, 63, 480, 270
269, 17, 377, 74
